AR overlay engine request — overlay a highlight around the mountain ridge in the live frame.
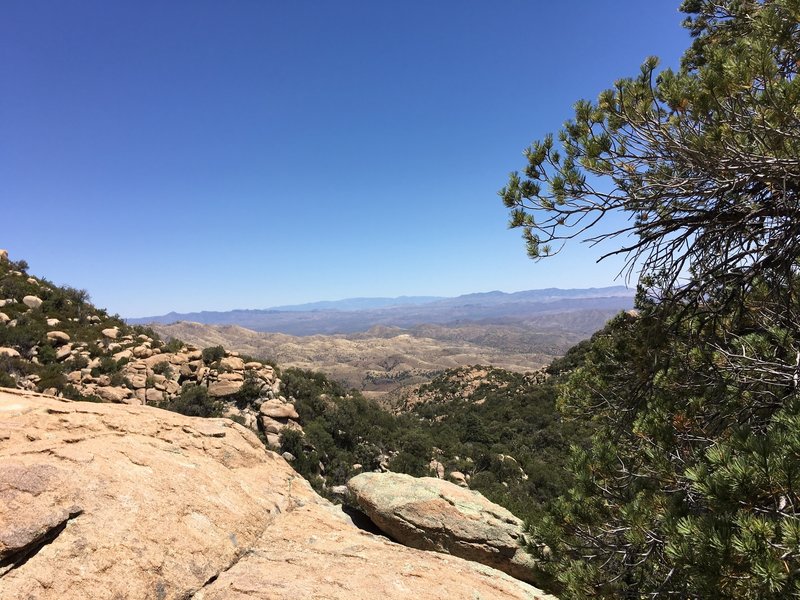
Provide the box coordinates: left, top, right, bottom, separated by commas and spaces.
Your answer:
129, 286, 634, 336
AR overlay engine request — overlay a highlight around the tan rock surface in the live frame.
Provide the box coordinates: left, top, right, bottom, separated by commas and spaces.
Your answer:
208, 379, 243, 397
259, 398, 300, 419
0, 388, 555, 600
197, 502, 557, 600
348, 472, 549, 587
219, 356, 245, 371
22, 295, 42, 309
45, 331, 70, 345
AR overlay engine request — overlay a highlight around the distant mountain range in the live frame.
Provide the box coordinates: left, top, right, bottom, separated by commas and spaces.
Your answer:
128, 286, 635, 336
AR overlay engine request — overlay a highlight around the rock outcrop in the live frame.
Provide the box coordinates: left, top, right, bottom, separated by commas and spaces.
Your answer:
0, 388, 555, 600
0, 251, 303, 448
348, 471, 548, 587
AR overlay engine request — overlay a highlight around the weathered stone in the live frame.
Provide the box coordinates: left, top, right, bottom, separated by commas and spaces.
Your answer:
145, 388, 164, 403
330, 484, 349, 497
132, 345, 152, 358
127, 374, 147, 389
0, 313, 8, 325
113, 349, 133, 361
219, 356, 245, 371
94, 386, 131, 403
348, 472, 548, 586
429, 459, 445, 479
0, 390, 554, 600
22, 295, 43, 309
259, 399, 299, 420
101, 328, 119, 339
0, 249, 7, 262
46, 331, 70, 345
55, 345, 72, 362
45, 318, 60, 326
259, 416, 301, 435
448, 470, 468, 487
0, 347, 20, 358
208, 380, 243, 397
218, 372, 243, 382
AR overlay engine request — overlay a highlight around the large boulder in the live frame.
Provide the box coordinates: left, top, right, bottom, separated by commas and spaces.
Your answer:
22, 295, 42, 309
208, 378, 243, 397
259, 398, 299, 419
0, 389, 555, 600
348, 472, 548, 587
46, 331, 70, 345
219, 355, 245, 371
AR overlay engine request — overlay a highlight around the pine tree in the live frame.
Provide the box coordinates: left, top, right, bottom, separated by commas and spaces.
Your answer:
499, 1, 800, 597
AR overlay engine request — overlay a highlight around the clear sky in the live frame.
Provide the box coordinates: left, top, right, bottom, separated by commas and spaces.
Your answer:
1, 1, 690, 317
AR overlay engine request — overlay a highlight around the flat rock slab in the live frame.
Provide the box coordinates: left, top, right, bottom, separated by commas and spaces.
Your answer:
0, 388, 556, 600
348, 471, 548, 586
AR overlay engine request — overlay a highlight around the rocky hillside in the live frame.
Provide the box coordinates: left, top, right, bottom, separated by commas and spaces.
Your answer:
0, 250, 300, 448
378, 356, 593, 523
0, 250, 599, 594
0, 388, 556, 600
151, 320, 579, 396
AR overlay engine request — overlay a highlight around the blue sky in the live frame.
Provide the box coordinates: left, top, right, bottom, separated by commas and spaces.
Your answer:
1, 1, 690, 317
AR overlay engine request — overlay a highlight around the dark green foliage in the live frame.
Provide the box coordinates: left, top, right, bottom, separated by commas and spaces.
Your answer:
405, 366, 591, 522
91, 356, 122, 377
279, 368, 405, 488
531, 291, 800, 598
280, 428, 321, 481
0, 313, 46, 354
232, 370, 264, 409
281, 366, 588, 522
498, 1, 800, 596
162, 338, 184, 353
151, 361, 173, 377
0, 255, 174, 398
36, 343, 58, 365
159, 383, 224, 418
0, 370, 16, 388
36, 363, 66, 392
201, 345, 225, 365
500, 0, 800, 310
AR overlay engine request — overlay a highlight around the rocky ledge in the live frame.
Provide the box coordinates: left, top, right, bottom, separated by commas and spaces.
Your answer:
348, 471, 550, 587
0, 388, 555, 600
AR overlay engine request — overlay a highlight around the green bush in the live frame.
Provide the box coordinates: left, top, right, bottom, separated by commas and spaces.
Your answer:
151, 361, 173, 378
201, 345, 225, 364
232, 371, 263, 409
163, 338, 184, 353
160, 383, 223, 418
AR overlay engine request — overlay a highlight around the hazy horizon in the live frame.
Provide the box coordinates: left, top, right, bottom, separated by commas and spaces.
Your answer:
127, 283, 634, 320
